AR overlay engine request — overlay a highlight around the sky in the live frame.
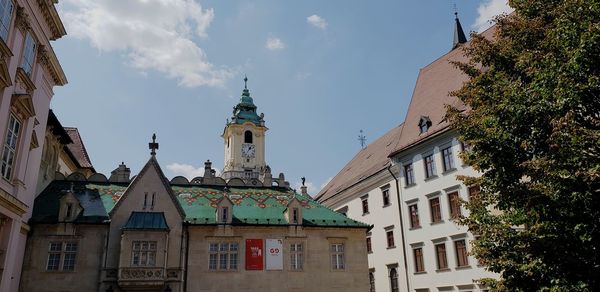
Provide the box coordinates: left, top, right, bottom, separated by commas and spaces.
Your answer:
51, 0, 511, 195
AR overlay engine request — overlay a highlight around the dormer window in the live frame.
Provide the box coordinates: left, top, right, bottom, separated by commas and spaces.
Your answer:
419, 116, 431, 134
221, 207, 229, 223
244, 130, 253, 143
292, 208, 299, 224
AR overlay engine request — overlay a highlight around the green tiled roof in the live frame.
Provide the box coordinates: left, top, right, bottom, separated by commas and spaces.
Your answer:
123, 212, 169, 230
31, 181, 368, 228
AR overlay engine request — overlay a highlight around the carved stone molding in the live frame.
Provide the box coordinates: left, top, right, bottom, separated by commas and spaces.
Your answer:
119, 268, 164, 281
15, 6, 31, 32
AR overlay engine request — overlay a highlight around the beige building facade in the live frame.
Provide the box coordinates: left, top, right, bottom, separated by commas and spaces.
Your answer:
21, 83, 370, 292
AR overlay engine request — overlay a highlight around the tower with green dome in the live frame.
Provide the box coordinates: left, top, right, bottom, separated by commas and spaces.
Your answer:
221, 76, 268, 180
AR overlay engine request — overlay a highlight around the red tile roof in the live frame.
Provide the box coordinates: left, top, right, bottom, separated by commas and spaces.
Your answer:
64, 127, 95, 171
315, 124, 403, 202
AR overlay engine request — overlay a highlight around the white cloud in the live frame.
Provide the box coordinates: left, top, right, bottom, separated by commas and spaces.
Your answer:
166, 163, 221, 180
307, 14, 327, 30
295, 72, 311, 80
60, 0, 234, 87
472, 0, 514, 32
265, 37, 285, 50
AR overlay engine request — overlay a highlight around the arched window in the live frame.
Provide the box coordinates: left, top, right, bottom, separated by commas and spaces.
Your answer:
244, 130, 253, 143
389, 268, 398, 292
369, 272, 376, 292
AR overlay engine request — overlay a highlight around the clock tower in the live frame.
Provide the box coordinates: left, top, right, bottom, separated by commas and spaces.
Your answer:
221, 76, 268, 180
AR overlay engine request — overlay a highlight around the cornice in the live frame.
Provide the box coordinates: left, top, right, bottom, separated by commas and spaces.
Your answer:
37, 45, 67, 86
36, 0, 66, 40
15, 6, 31, 32
0, 188, 28, 216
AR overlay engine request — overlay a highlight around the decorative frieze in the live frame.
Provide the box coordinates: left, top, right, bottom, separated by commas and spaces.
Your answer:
15, 6, 31, 32
119, 267, 165, 281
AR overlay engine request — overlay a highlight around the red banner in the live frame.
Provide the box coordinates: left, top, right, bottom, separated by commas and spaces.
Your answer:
245, 239, 263, 270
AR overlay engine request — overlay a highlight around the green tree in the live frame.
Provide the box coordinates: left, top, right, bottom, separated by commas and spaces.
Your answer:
447, 0, 599, 290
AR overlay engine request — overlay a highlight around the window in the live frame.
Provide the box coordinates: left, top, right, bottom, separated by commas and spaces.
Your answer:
389, 267, 399, 292
366, 236, 372, 253
448, 192, 461, 219
21, 31, 36, 76
209, 242, 238, 270
361, 195, 369, 214
409, 204, 420, 228
369, 271, 376, 292
382, 188, 390, 206
46, 242, 77, 271
455, 240, 469, 267
290, 243, 303, 270
65, 203, 73, 219
404, 163, 415, 185
413, 248, 424, 273
221, 207, 229, 223
435, 243, 448, 270
386, 230, 395, 248
429, 197, 442, 223
132, 241, 157, 267
424, 154, 436, 178
0, 0, 14, 42
330, 243, 345, 270
292, 208, 299, 224
1, 114, 21, 180
468, 185, 480, 200
419, 117, 431, 134
244, 130, 253, 143
441, 146, 455, 171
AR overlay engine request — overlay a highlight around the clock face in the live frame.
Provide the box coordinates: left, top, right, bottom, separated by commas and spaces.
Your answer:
241, 143, 256, 158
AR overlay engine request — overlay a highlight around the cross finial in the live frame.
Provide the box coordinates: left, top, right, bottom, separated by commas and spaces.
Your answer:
149, 133, 159, 155
358, 130, 367, 149
244, 75, 248, 89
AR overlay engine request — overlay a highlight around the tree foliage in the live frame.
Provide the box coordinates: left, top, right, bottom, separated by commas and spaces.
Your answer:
447, 0, 600, 290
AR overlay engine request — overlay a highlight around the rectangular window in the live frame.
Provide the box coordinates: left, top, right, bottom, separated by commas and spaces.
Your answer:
455, 240, 469, 267
404, 163, 415, 185
468, 185, 480, 200
1, 114, 21, 180
209, 242, 238, 270
441, 146, 455, 171
424, 154, 436, 178
361, 196, 369, 214
132, 241, 157, 267
409, 204, 420, 228
46, 242, 77, 271
435, 243, 448, 270
292, 208, 299, 224
382, 188, 390, 206
386, 230, 395, 248
221, 207, 228, 222
448, 192, 461, 219
366, 237, 372, 253
330, 243, 345, 270
0, 0, 13, 42
290, 243, 303, 270
429, 197, 442, 223
413, 248, 424, 272
21, 31, 36, 76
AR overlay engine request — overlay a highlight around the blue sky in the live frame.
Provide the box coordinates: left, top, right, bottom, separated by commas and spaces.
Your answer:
51, 0, 510, 195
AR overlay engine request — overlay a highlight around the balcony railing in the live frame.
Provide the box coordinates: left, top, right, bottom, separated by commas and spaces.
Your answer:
119, 267, 165, 282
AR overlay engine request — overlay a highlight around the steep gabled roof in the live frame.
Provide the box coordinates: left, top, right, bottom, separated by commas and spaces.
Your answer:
315, 123, 403, 202
64, 127, 95, 171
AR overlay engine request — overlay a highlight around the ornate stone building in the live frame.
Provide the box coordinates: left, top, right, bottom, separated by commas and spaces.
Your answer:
0, 0, 67, 291
21, 82, 370, 292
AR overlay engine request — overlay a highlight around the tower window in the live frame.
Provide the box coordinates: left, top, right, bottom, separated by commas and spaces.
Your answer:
244, 131, 253, 143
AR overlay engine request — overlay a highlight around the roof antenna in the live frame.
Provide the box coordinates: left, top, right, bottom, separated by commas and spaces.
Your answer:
358, 130, 367, 149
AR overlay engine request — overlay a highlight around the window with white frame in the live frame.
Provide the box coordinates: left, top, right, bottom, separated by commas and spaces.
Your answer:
290, 243, 303, 270
1, 114, 21, 180
0, 0, 13, 42
21, 31, 36, 76
46, 242, 77, 271
132, 241, 156, 267
441, 146, 455, 171
209, 242, 238, 270
330, 243, 345, 270
424, 154, 436, 178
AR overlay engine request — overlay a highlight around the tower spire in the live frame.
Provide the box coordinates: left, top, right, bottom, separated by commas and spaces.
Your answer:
452, 9, 467, 50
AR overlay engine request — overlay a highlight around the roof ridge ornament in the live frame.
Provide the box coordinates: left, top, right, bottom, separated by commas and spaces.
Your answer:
149, 133, 159, 155
452, 6, 468, 50
244, 74, 248, 89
